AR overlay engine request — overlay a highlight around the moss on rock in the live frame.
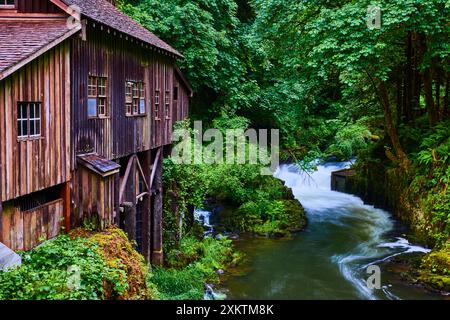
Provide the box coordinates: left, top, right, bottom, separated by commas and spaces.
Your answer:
416, 245, 450, 292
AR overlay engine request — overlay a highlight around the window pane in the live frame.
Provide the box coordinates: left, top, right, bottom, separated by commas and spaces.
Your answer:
18, 121, 22, 137
165, 91, 170, 105
22, 120, 28, 136
36, 104, 41, 118
139, 99, 145, 114
18, 103, 27, 119
98, 98, 106, 116
133, 99, 139, 114
88, 76, 97, 96
173, 87, 178, 101
29, 103, 35, 118
88, 98, 98, 117
35, 120, 41, 136
140, 83, 145, 98
30, 120, 35, 136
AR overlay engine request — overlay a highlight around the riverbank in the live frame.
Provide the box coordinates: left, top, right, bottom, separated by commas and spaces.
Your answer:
345, 154, 450, 295
220, 162, 445, 300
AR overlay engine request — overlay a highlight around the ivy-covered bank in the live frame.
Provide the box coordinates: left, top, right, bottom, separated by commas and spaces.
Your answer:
346, 122, 450, 293
0, 227, 238, 300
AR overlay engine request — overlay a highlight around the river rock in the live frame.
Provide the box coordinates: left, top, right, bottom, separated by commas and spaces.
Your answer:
216, 269, 225, 275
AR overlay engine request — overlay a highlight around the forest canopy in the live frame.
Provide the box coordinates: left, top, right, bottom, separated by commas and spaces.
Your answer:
120, 0, 449, 164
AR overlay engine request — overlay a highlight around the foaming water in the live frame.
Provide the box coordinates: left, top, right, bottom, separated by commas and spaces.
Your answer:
274, 162, 430, 300
224, 162, 436, 300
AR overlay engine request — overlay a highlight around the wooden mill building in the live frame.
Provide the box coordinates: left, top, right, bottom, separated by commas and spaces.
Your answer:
0, 0, 191, 264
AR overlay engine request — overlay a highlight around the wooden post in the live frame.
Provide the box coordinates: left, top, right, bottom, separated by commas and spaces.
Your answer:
61, 181, 71, 232
123, 202, 136, 241
151, 147, 163, 265
0, 201, 3, 244
141, 150, 152, 262
0, 162, 2, 243
124, 157, 137, 241
114, 170, 120, 226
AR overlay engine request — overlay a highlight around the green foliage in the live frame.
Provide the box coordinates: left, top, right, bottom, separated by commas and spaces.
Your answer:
417, 243, 450, 291
326, 121, 372, 160
149, 236, 236, 300
0, 235, 129, 300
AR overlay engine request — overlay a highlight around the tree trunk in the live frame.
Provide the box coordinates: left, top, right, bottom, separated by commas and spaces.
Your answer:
412, 32, 422, 119
435, 66, 441, 120
396, 71, 403, 124
418, 34, 439, 126
403, 32, 413, 123
378, 81, 410, 168
423, 68, 439, 126
444, 73, 450, 119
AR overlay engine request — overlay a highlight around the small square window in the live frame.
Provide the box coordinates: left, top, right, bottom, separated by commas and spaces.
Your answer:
17, 102, 41, 139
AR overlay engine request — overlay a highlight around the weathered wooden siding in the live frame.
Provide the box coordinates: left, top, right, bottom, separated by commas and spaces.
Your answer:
17, 0, 61, 13
72, 166, 115, 229
72, 25, 189, 163
1, 199, 63, 251
173, 73, 190, 123
72, 25, 152, 161
0, 42, 71, 202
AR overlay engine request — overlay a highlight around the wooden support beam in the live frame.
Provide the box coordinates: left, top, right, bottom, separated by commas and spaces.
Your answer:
127, 156, 137, 242
0, 201, 3, 244
0, 159, 2, 243
135, 156, 150, 192
149, 148, 162, 191
62, 182, 71, 232
114, 171, 120, 226
141, 150, 152, 262
122, 202, 136, 242
151, 147, 163, 266
119, 155, 135, 204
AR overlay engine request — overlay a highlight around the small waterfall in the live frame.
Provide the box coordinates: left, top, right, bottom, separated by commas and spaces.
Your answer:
194, 209, 214, 237
194, 208, 227, 300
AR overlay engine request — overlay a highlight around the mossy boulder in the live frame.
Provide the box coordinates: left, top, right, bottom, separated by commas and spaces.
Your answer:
71, 227, 155, 300
416, 245, 450, 292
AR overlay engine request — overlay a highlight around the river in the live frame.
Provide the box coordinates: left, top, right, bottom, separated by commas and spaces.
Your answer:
220, 162, 444, 300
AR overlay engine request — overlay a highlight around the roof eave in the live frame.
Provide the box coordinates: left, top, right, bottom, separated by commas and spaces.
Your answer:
0, 25, 81, 81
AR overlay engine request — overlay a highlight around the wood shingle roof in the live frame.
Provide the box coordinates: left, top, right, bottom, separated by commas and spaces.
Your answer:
0, 19, 80, 80
60, 0, 181, 57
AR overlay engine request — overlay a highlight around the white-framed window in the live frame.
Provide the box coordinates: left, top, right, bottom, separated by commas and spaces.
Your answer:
88, 75, 108, 118
165, 90, 171, 120
154, 90, 160, 120
17, 102, 41, 139
0, 0, 15, 8
125, 81, 146, 116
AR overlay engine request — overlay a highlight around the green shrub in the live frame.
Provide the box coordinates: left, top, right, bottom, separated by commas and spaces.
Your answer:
149, 236, 236, 300
0, 235, 127, 300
